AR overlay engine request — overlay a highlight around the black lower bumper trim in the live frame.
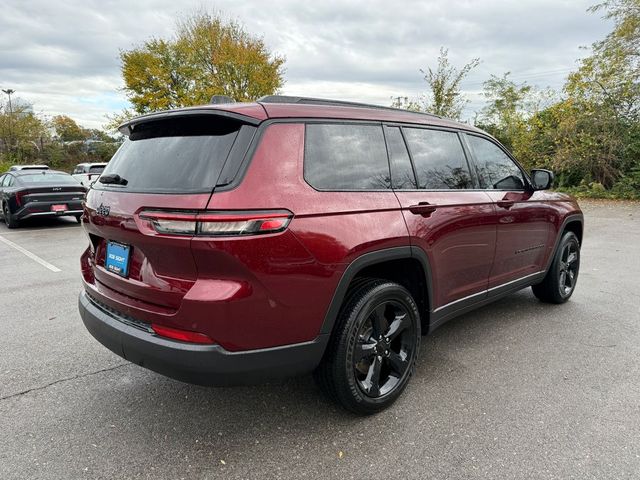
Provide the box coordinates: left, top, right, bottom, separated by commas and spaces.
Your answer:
78, 290, 328, 386
17, 209, 83, 220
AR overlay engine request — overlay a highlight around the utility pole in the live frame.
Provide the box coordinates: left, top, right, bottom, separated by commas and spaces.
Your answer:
2, 89, 15, 156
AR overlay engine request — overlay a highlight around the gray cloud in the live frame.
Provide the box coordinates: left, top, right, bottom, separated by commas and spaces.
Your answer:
0, 0, 612, 128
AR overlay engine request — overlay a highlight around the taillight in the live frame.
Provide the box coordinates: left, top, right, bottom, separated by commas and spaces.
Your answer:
151, 323, 215, 344
15, 191, 27, 207
139, 210, 293, 236
140, 211, 198, 235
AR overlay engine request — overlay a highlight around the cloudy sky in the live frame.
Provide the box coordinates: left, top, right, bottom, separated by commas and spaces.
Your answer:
1, 0, 611, 129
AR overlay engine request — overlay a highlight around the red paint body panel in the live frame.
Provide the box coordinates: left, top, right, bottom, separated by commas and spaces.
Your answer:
81, 102, 583, 356
82, 123, 409, 351
394, 191, 497, 309
484, 190, 553, 288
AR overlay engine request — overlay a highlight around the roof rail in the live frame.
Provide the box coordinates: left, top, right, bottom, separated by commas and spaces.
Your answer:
258, 95, 440, 118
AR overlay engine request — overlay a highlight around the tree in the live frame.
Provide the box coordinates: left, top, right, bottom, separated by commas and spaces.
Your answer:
390, 96, 423, 112
479, 74, 532, 127
0, 100, 48, 162
51, 115, 89, 142
120, 11, 285, 114
391, 48, 479, 119
476, 73, 538, 163
103, 109, 136, 134
550, 0, 640, 188
421, 48, 480, 119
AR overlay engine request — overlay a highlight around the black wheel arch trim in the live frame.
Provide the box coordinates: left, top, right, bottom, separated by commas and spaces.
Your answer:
544, 213, 584, 273
319, 246, 433, 336
319, 214, 583, 340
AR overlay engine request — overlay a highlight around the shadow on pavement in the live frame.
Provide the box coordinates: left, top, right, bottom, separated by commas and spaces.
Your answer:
0, 215, 81, 232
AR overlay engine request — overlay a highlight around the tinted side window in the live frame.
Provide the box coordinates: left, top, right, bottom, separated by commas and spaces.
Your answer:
403, 128, 472, 189
466, 135, 525, 190
305, 124, 391, 190
385, 127, 417, 189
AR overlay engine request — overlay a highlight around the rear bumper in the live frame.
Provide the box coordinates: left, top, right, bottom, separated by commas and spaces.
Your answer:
16, 201, 83, 220
78, 290, 328, 386
18, 209, 83, 220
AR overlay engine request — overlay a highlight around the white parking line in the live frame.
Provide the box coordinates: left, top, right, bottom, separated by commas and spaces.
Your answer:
0, 226, 80, 235
0, 235, 62, 272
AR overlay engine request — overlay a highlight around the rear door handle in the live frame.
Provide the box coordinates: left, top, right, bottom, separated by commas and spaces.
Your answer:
497, 200, 515, 209
408, 202, 437, 217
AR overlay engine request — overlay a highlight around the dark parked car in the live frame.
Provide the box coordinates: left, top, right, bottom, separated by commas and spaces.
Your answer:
78, 96, 583, 414
1, 169, 86, 228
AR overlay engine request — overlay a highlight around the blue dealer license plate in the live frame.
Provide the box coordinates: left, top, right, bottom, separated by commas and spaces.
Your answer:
105, 241, 130, 277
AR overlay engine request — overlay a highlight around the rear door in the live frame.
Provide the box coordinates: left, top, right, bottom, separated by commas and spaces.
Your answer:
83, 113, 257, 312
462, 133, 553, 289
387, 126, 496, 312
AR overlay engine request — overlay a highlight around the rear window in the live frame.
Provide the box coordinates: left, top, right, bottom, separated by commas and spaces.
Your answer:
20, 173, 79, 185
96, 116, 245, 193
304, 123, 391, 190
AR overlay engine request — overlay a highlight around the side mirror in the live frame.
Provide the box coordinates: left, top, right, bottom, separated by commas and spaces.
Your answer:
530, 169, 554, 190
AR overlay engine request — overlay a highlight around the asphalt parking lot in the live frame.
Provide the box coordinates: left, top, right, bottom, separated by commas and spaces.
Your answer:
1, 201, 639, 480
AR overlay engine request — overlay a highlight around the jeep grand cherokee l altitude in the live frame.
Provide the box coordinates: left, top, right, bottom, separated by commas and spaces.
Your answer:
78, 96, 583, 414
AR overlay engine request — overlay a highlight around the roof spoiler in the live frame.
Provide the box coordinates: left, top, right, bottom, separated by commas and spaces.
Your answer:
117, 108, 260, 136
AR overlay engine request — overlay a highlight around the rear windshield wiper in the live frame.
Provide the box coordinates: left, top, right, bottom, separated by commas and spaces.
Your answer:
99, 173, 128, 186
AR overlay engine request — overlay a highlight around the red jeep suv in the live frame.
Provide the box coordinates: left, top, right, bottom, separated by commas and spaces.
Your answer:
79, 96, 583, 414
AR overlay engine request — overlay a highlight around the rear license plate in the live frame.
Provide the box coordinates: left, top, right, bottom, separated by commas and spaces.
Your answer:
51, 204, 67, 213
105, 241, 131, 277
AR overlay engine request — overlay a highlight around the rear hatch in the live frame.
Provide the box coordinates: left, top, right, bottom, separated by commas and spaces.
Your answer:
18, 172, 86, 209
21, 187, 86, 205
83, 112, 258, 311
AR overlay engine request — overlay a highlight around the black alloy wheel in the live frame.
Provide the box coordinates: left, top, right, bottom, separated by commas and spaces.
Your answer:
532, 231, 580, 304
315, 279, 421, 415
353, 300, 416, 398
558, 241, 579, 297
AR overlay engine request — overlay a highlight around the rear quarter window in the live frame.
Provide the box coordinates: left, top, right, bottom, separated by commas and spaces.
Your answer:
304, 123, 391, 190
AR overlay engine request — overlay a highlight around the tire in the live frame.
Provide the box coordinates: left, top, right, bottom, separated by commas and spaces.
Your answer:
2, 202, 18, 229
532, 231, 580, 304
75, 214, 82, 224
315, 279, 421, 415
